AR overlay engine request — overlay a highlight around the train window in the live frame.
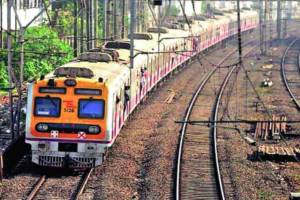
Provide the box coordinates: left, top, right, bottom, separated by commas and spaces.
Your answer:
34, 97, 61, 117
75, 89, 102, 96
78, 99, 105, 119
39, 87, 66, 94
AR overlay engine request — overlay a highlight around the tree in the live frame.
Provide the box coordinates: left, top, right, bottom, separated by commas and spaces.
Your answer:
18, 26, 74, 80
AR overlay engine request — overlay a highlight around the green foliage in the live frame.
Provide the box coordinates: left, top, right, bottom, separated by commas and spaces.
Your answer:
45, 0, 75, 36
258, 190, 272, 200
201, 2, 208, 13
0, 61, 9, 88
201, 2, 213, 14
124, 15, 130, 28
19, 26, 73, 80
167, 5, 180, 17
0, 26, 73, 88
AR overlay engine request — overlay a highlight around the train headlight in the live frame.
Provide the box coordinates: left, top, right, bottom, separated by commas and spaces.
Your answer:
64, 79, 77, 87
88, 126, 100, 134
36, 123, 49, 132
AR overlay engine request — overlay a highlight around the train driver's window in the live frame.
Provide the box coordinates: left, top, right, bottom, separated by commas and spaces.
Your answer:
78, 99, 105, 119
34, 97, 61, 117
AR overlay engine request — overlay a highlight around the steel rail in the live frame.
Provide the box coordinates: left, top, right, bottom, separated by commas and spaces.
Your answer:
175, 40, 257, 200
281, 38, 300, 109
26, 175, 46, 200
73, 168, 94, 200
211, 66, 237, 200
212, 45, 257, 200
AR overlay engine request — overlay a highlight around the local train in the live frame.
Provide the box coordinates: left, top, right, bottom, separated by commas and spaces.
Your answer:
25, 10, 259, 168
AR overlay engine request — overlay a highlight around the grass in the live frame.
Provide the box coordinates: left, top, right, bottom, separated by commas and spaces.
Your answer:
258, 189, 273, 200
256, 86, 272, 96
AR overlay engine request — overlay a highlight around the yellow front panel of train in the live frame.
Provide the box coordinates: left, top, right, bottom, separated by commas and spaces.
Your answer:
30, 78, 107, 141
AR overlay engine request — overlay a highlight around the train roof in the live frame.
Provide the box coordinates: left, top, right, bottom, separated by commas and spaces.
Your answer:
42, 10, 258, 93
45, 61, 130, 87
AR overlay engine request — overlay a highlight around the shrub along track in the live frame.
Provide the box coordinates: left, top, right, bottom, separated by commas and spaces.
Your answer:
79, 30, 259, 200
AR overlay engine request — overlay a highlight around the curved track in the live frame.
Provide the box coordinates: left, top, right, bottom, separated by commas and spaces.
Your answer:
175, 42, 257, 200
281, 38, 300, 109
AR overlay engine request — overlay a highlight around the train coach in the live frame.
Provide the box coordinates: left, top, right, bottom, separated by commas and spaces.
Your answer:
25, 10, 258, 168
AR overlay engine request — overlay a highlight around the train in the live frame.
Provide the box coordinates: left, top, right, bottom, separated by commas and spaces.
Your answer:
25, 10, 259, 168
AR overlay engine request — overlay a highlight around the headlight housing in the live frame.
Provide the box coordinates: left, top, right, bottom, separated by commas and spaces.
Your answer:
36, 123, 49, 132
88, 126, 100, 134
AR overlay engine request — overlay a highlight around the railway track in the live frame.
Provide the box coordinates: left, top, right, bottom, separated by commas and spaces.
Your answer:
281, 38, 300, 109
175, 42, 258, 200
25, 168, 93, 200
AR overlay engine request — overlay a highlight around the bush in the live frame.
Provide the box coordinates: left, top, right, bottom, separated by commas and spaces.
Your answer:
0, 61, 8, 88
20, 26, 74, 80
0, 26, 73, 88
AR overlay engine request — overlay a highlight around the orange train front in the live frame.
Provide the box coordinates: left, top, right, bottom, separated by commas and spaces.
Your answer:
25, 10, 258, 168
25, 52, 132, 168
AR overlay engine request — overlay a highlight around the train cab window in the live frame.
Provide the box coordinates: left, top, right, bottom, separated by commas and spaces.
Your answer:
78, 99, 105, 119
34, 97, 61, 117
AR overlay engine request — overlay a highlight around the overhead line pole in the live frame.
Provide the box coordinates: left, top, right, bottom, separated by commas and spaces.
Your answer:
237, 0, 242, 64
269, 0, 273, 53
86, 0, 91, 50
103, 0, 107, 40
80, 1, 84, 53
94, 0, 97, 47
277, 0, 281, 39
259, 0, 264, 55
107, 0, 111, 39
12, 4, 24, 137
7, 0, 14, 139
264, 0, 268, 55
74, 0, 78, 57
283, 1, 287, 38
130, 0, 136, 84
113, 0, 117, 39
121, 0, 125, 38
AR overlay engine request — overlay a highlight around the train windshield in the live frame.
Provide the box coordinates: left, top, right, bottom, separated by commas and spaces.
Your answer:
34, 97, 61, 117
78, 99, 105, 119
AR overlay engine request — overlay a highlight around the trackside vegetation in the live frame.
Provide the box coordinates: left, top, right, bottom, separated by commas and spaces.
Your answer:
0, 26, 73, 88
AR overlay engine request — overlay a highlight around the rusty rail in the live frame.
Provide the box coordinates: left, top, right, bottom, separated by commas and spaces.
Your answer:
26, 175, 46, 200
